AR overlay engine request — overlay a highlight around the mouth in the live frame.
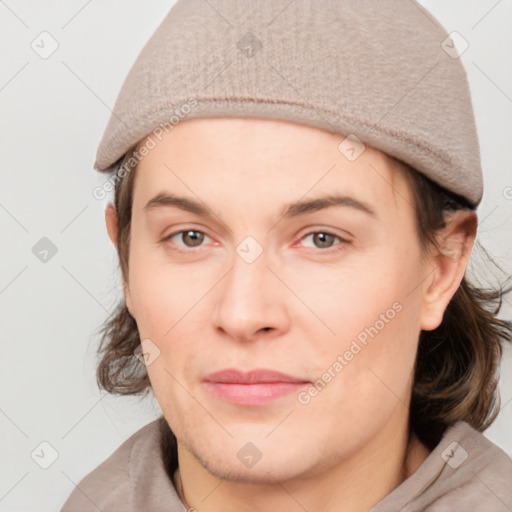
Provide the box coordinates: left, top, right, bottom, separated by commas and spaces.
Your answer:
203, 368, 310, 406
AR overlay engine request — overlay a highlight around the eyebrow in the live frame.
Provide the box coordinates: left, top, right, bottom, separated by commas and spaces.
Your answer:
143, 192, 376, 220
281, 194, 376, 219
144, 193, 211, 216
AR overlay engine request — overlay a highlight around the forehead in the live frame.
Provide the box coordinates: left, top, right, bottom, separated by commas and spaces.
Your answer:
131, 118, 411, 217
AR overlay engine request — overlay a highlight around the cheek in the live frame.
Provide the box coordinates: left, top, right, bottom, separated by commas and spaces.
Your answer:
126, 255, 204, 417
126, 243, 219, 388
290, 244, 423, 342
292, 242, 424, 402
128, 239, 212, 335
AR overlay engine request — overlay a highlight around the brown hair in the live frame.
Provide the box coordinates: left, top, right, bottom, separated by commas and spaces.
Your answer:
95, 146, 512, 451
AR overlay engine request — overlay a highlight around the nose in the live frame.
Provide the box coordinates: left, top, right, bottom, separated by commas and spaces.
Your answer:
211, 246, 291, 343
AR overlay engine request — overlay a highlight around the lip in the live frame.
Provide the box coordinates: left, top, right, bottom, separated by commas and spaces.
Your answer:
203, 368, 310, 406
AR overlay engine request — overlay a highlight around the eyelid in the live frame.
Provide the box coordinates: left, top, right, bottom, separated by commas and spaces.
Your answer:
295, 225, 353, 243
162, 227, 215, 250
162, 226, 352, 253
294, 229, 351, 252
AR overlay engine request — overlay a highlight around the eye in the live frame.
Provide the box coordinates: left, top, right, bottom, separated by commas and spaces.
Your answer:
299, 231, 348, 251
164, 229, 212, 249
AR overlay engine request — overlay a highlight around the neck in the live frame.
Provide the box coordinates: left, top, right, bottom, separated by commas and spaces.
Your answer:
172, 413, 430, 512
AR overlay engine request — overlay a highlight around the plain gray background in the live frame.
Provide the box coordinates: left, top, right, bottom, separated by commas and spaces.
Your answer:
1, 1, 511, 510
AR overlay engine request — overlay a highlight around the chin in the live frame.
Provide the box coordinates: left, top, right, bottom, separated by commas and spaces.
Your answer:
178, 428, 329, 484
195, 448, 314, 484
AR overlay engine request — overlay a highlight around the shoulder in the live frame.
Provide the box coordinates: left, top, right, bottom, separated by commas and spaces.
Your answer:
60, 420, 162, 511
374, 421, 512, 512
448, 423, 512, 507
418, 422, 512, 511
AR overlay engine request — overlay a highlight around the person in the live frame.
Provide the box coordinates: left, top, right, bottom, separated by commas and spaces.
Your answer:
61, 1, 512, 511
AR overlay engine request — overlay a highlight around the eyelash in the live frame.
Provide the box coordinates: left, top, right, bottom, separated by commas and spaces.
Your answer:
162, 228, 350, 254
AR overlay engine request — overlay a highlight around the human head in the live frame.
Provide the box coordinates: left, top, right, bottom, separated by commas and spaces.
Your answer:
93, 0, 511, 484
97, 117, 509, 484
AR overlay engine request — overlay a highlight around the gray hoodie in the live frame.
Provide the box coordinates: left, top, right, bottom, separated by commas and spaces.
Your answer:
60, 419, 512, 511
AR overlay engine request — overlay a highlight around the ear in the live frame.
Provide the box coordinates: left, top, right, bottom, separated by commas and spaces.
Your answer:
104, 203, 134, 316
105, 203, 118, 246
420, 210, 477, 331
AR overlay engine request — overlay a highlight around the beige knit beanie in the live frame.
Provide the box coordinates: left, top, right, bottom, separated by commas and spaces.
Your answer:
95, 0, 483, 207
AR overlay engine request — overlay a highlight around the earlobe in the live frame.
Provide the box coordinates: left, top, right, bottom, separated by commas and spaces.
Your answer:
420, 211, 477, 331
105, 203, 119, 247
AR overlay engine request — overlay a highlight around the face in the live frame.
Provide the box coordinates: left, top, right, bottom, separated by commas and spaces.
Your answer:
120, 118, 434, 482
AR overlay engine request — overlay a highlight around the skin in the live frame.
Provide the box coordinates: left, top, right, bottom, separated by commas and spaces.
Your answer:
105, 117, 476, 512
